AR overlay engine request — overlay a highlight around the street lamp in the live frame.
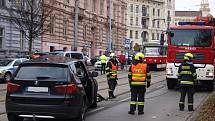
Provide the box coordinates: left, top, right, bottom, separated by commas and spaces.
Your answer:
73, 0, 79, 51
107, 0, 112, 53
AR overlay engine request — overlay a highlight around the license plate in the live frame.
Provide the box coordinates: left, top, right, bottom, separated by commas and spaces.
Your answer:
27, 87, 49, 93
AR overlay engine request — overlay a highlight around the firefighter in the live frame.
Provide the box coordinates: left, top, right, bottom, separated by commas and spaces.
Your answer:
106, 53, 118, 99
100, 54, 107, 75
177, 53, 197, 111
128, 52, 151, 115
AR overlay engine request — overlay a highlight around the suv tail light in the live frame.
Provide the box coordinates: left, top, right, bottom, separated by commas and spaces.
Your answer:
7, 82, 20, 93
55, 84, 78, 95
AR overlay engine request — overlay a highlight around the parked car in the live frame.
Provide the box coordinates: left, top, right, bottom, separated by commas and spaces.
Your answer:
31, 52, 49, 59
49, 51, 84, 60
90, 56, 100, 65
0, 58, 28, 82
6, 56, 98, 121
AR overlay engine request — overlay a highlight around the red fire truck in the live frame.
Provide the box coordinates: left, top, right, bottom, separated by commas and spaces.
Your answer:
143, 40, 167, 70
165, 16, 215, 91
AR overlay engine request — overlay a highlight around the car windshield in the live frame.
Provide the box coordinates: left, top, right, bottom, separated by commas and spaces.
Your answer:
144, 47, 160, 56
170, 29, 212, 47
49, 52, 64, 56
15, 66, 68, 80
0, 60, 13, 66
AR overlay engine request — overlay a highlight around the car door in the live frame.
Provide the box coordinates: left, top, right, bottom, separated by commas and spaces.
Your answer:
74, 61, 93, 104
12, 60, 22, 73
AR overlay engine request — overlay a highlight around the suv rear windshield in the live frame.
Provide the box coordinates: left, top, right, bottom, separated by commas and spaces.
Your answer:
15, 65, 68, 80
71, 53, 83, 59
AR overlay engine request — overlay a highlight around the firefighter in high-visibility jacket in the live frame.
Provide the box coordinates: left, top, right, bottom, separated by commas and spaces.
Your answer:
177, 53, 197, 111
106, 53, 118, 99
128, 52, 151, 115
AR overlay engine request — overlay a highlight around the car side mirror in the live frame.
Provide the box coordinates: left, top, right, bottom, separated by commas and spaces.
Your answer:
90, 71, 98, 77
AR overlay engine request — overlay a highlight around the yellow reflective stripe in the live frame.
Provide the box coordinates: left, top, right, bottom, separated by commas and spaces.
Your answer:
137, 102, 144, 105
180, 81, 194, 85
129, 101, 136, 105
180, 71, 192, 75
193, 73, 197, 76
188, 103, 193, 106
147, 73, 151, 76
132, 74, 146, 77
131, 81, 146, 85
182, 66, 190, 69
179, 102, 184, 104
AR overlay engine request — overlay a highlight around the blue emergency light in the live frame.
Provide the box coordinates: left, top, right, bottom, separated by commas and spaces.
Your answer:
178, 22, 206, 26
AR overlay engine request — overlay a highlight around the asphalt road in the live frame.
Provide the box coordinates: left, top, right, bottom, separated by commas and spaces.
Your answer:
0, 70, 212, 121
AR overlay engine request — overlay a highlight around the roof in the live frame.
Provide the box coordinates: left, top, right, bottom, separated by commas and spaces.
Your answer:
175, 11, 202, 17
22, 55, 78, 64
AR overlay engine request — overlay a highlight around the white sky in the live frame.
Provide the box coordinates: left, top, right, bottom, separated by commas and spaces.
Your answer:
175, 0, 215, 16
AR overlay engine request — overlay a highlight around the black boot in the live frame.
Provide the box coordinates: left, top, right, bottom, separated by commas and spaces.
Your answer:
112, 91, 116, 98
188, 105, 194, 111
179, 103, 184, 111
128, 111, 135, 115
108, 91, 114, 99
138, 106, 144, 115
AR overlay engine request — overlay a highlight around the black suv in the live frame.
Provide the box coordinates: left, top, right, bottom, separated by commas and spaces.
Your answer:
6, 56, 98, 121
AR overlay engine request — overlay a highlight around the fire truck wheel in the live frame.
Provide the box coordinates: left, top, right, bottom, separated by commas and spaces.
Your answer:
166, 78, 176, 89
207, 81, 214, 92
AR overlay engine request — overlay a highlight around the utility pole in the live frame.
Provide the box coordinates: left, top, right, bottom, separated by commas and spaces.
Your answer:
108, 0, 112, 53
73, 0, 79, 51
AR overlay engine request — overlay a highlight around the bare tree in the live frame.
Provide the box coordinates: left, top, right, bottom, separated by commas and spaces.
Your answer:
8, 0, 54, 55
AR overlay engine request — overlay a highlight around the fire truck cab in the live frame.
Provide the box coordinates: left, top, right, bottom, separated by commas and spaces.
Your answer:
165, 16, 215, 91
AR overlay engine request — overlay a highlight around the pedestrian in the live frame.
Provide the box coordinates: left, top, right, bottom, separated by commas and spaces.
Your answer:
119, 51, 126, 70
178, 53, 197, 111
106, 53, 118, 99
128, 52, 151, 115
99, 54, 107, 75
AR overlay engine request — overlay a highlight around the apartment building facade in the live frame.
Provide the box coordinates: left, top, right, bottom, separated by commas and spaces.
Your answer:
0, 0, 41, 58
42, 0, 127, 57
126, 0, 175, 47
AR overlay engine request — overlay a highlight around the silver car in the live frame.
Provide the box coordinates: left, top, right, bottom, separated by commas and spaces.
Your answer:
0, 58, 28, 82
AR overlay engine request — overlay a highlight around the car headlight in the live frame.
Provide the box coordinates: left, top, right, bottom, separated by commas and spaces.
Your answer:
206, 71, 214, 78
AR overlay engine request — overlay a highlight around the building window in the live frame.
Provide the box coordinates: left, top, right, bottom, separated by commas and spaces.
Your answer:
130, 16, 133, 25
136, 17, 138, 25
63, 17, 67, 36
136, 5, 139, 13
152, 20, 155, 27
142, 6, 147, 16
157, 33, 159, 40
0, 0, 5, 7
92, 0, 96, 12
84, 0, 88, 9
121, 7, 124, 24
50, 15, 55, 34
100, 0, 104, 15
130, 30, 133, 38
157, 21, 160, 28
99, 27, 103, 41
168, 11, 170, 17
20, 30, 25, 50
135, 31, 138, 39
153, 8, 155, 16
158, 9, 160, 16
0, 28, 3, 48
152, 33, 155, 40
130, 4, 133, 12
83, 25, 87, 40
113, 4, 116, 19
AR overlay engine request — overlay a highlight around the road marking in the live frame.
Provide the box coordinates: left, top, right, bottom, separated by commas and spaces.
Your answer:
88, 107, 105, 114
118, 97, 130, 103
